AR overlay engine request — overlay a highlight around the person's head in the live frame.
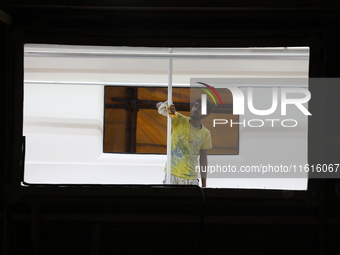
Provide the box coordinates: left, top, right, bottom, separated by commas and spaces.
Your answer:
190, 98, 213, 121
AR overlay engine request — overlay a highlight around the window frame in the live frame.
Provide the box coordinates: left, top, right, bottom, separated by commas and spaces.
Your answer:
103, 85, 239, 155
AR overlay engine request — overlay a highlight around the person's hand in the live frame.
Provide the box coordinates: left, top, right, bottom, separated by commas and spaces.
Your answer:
168, 104, 175, 114
167, 104, 177, 118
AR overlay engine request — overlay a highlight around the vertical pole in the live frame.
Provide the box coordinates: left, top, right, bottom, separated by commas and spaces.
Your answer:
166, 48, 173, 184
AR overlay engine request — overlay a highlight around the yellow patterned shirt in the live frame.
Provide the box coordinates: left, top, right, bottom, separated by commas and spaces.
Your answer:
165, 112, 212, 179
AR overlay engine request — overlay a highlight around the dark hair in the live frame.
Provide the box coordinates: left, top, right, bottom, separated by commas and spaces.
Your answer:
193, 98, 213, 115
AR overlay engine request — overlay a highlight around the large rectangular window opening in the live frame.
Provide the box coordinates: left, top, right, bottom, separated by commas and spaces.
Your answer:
23, 45, 309, 189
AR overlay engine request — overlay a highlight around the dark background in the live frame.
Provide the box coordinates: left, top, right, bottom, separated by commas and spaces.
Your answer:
2, 1, 340, 254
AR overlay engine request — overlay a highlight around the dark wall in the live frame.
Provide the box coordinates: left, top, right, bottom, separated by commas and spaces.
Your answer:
2, 2, 340, 255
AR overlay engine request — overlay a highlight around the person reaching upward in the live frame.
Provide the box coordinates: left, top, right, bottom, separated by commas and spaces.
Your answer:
156, 99, 213, 187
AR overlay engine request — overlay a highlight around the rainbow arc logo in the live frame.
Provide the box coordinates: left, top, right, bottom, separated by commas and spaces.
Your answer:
197, 82, 223, 115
